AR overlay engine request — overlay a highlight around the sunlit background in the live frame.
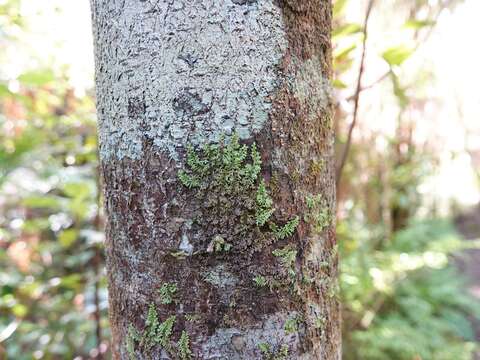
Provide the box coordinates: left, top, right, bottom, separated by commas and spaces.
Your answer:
0, 0, 479, 358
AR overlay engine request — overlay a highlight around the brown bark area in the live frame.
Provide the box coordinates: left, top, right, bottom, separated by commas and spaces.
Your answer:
95, 1, 339, 359
268, 1, 339, 357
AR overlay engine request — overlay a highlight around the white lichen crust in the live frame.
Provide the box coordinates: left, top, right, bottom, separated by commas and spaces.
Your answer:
91, 0, 287, 160
201, 312, 301, 359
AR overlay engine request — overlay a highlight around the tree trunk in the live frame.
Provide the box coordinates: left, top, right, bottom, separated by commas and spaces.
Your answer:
90, 0, 339, 359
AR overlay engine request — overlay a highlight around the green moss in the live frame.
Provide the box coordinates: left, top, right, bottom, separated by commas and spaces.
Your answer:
184, 313, 201, 323
290, 169, 301, 183
256, 179, 275, 226
314, 315, 326, 330
301, 273, 314, 285
208, 235, 232, 253
179, 134, 260, 191
158, 282, 177, 305
178, 169, 201, 189
304, 193, 331, 233
177, 134, 299, 252
270, 216, 299, 240
272, 246, 297, 279
253, 275, 268, 288
126, 324, 141, 360
125, 304, 176, 357
284, 315, 301, 335
141, 303, 160, 350
155, 315, 176, 349
258, 342, 271, 356
258, 343, 290, 360
309, 159, 325, 176
177, 330, 192, 360
276, 345, 290, 360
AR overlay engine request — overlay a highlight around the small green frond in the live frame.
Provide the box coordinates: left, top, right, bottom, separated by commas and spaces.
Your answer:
155, 315, 176, 348
178, 170, 200, 189
126, 324, 141, 360
253, 275, 268, 287
159, 282, 177, 305
143, 303, 159, 347
271, 216, 299, 240
177, 330, 192, 360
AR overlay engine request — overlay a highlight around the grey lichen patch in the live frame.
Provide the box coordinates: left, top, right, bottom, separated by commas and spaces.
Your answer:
201, 312, 301, 359
204, 264, 239, 306
232, 0, 257, 5
204, 264, 238, 289
179, 233, 194, 255
92, 0, 288, 161
290, 56, 333, 121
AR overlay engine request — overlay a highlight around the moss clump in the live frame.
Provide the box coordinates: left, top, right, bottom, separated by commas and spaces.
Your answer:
125, 304, 178, 358
314, 315, 326, 330
126, 324, 141, 360
156, 315, 176, 349
184, 313, 201, 323
258, 343, 289, 360
256, 179, 275, 226
158, 282, 177, 305
270, 216, 300, 240
126, 308, 195, 359
272, 246, 297, 279
141, 303, 161, 350
308, 158, 325, 176
304, 193, 331, 233
207, 235, 232, 253
253, 275, 268, 288
284, 315, 301, 335
177, 134, 299, 252
177, 330, 192, 360
178, 134, 260, 192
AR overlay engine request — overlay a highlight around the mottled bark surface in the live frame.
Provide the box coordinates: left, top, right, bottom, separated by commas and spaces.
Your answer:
90, 0, 339, 359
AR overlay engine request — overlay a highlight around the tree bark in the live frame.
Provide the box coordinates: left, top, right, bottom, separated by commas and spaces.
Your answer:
90, 0, 339, 359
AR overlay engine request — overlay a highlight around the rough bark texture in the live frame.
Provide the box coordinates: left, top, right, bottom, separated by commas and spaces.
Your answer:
90, 0, 339, 359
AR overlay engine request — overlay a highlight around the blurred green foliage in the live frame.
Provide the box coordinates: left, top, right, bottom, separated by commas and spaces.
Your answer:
340, 219, 480, 359
0, 1, 108, 358
334, 0, 479, 359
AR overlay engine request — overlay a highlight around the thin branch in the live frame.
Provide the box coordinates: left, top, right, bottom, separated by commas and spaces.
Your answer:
336, 0, 376, 186
346, 70, 390, 101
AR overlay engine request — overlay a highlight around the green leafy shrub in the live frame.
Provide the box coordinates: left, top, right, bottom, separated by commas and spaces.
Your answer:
341, 219, 480, 360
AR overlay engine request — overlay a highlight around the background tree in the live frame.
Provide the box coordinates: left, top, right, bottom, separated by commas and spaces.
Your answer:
90, 0, 339, 359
